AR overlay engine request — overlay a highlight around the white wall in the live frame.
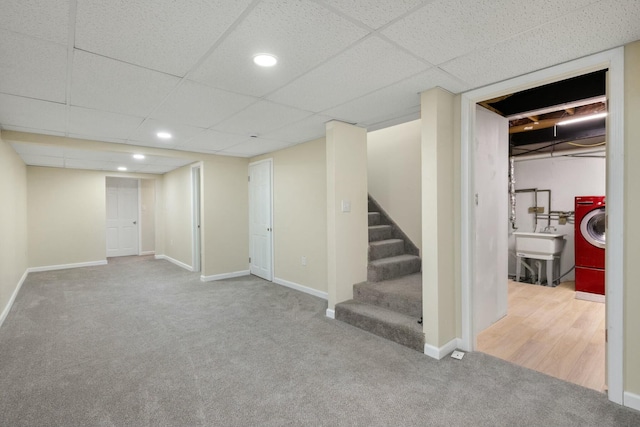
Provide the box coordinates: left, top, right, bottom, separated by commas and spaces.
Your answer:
0, 136, 28, 327
251, 138, 328, 294
510, 153, 606, 281
200, 156, 249, 278
326, 121, 368, 310
367, 120, 422, 253
161, 164, 193, 267
140, 179, 156, 254
27, 167, 162, 268
421, 88, 457, 347
624, 39, 640, 400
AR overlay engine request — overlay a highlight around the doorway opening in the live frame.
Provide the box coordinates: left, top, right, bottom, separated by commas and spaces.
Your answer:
461, 47, 624, 405
191, 164, 202, 273
474, 70, 607, 391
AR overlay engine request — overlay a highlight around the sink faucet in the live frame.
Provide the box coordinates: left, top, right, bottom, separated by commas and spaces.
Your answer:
542, 225, 557, 233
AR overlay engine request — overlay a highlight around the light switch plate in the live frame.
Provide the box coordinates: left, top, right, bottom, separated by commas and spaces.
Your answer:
451, 350, 465, 360
341, 200, 351, 213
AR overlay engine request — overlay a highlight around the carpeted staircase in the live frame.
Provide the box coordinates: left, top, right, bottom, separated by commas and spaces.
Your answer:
335, 196, 424, 351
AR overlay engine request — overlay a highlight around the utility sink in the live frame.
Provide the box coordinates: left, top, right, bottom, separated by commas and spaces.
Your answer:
513, 231, 566, 258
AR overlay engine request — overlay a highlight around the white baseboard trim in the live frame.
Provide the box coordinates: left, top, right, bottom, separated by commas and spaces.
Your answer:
139, 251, 155, 256
326, 308, 335, 319
200, 270, 250, 282
273, 277, 328, 300
27, 260, 107, 273
0, 270, 28, 330
575, 291, 606, 303
624, 392, 640, 412
424, 338, 461, 360
155, 255, 193, 272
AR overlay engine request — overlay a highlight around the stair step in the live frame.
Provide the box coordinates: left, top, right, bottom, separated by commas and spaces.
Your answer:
368, 225, 392, 242
368, 254, 421, 282
353, 273, 422, 317
368, 212, 381, 226
335, 300, 424, 352
369, 238, 404, 260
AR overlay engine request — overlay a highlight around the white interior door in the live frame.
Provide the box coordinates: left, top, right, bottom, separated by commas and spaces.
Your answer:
474, 105, 509, 335
106, 177, 139, 257
249, 160, 273, 281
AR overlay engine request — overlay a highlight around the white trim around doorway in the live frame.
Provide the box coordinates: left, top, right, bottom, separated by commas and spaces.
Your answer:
191, 162, 203, 274
460, 47, 624, 406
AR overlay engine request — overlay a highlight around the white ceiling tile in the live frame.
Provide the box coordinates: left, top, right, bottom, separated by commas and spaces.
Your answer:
138, 164, 180, 174
70, 50, 180, 117
0, 0, 70, 44
128, 119, 206, 147
11, 142, 65, 158
323, 67, 469, 125
0, 94, 67, 133
63, 158, 119, 171
75, 0, 254, 76
0, 30, 67, 102
190, 0, 368, 97
62, 148, 118, 161
319, 0, 428, 29
180, 129, 249, 153
151, 80, 256, 128
213, 100, 312, 136
18, 154, 65, 168
260, 114, 333, 143
220, 138, 294, 157
441, 0, 640, 89
68, 106, 144, 140
383, 0, 598, 65
267, 36, 429, 112
142, 156, 193, 167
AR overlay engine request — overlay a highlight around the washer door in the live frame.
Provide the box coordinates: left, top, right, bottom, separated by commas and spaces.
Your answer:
580, 207, 606, 249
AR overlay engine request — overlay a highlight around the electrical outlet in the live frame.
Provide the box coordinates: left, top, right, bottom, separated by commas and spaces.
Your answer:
301, 256, 307, 266
451, 350, 465, 360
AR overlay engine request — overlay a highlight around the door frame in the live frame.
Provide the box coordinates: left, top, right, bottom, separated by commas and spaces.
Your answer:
105, 176, 141, 258
191, 163, 202, 273
460, 47, 624, 404
137, 179, 143, 255
248, 158, 274, 281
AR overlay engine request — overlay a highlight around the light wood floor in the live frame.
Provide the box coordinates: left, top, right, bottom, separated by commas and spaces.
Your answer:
477, 280, 606, 393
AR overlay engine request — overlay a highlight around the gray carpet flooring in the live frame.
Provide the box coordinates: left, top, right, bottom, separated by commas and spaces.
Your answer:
0, 256, 638, 426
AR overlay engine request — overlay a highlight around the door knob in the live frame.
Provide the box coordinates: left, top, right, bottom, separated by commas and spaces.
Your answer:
133, 221, 137, 225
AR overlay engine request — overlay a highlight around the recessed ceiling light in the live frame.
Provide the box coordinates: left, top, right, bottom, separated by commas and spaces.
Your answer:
157, 131, 172, 139
253, 53, 278, 67
118, 166, 127, 171
133, 154, 145, 160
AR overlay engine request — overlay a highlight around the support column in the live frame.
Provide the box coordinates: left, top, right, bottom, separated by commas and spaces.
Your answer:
326, 121, 368, 316
421, 87, 458, 357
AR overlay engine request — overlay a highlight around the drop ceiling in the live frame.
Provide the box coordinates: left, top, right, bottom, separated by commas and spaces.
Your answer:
1, 0, 639, 174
